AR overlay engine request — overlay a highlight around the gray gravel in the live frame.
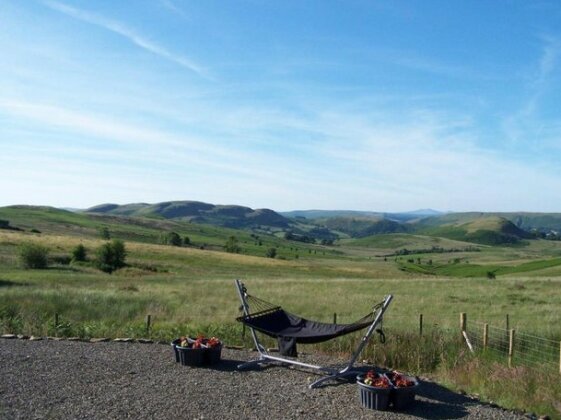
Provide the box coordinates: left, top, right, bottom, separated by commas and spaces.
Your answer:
0, 339, 528, 419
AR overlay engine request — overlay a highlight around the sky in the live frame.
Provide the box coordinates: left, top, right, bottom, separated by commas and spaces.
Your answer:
2, 1, 561, 212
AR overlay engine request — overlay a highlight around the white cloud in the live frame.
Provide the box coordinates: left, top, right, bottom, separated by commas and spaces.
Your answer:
3, 103, 561, 211
43, 0, 209, 79
2, 95, 561, 212
158, 0, 188, 19
501, 35, 561, 148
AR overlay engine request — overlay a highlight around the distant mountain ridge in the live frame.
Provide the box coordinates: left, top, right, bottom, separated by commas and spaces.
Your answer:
281, 208, 443, 220
80, 201, 561, 245
85, 201, 290, 230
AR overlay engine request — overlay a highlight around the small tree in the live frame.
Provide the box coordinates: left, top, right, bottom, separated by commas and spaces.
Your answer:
224, 236, 241, 253
98, 226, 111, 240
19, 242, 49, 269
486, 271, 496, 280
266, 247, 277, 258
160, 231, 182, 246
111, 239, 126, 269
96, 239, 126, 273
71, 244, 87, 262
96, 243, 114, 273
183, 236, 191, 246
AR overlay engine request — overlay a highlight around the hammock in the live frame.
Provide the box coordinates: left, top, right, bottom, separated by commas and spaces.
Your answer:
237, 294, 379, 344
234, 279, 393, 388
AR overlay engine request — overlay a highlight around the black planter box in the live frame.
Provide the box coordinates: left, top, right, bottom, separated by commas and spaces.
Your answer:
356, 374, 391, 411
204, 344, 222, 365
386, 373, 420, 410
177, 345, 206, 366
171, 339, 181, 363
171, 338, 222, 367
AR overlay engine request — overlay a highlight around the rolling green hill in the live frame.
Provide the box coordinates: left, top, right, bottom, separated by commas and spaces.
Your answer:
281, 208, 442, 221
10, 202, 561, 250
417, 212, 561, 234
344, 233, 480, 250
83, 202, 561, 246
86, 201, 292, 230
416, 216, 531, 245
318, 216, 411, 237
398, 256, 561, 278
0, 206, 333, 259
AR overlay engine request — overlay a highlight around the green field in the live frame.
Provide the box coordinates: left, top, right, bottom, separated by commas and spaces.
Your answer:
2, 209, 561, 333
1, 208, 561, 418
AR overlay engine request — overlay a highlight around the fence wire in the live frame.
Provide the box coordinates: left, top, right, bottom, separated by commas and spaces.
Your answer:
467, 320, 560, 370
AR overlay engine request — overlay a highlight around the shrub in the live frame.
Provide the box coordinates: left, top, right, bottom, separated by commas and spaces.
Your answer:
0, 220, 22, 231
111, 240, 126, 268
160, 231, 182, 246
71, 244, 87, 262
96, 239, 126, 273
98, 226, 111, 240
19, 242, 49, 269
224, 236, 241, 253
266, 247, 277, 258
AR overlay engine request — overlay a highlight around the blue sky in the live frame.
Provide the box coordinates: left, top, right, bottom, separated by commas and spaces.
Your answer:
2, 1, 561, 212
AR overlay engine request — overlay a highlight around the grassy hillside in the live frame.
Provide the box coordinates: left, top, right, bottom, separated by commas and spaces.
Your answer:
0, 206, 337, 259
416, 216, 530, 245
2, 210, 561, 418
320, 216, 411, 237
2, 208, 561, 330
1, 228, 560, 332
418, 211, 561, 233
281, 209, 385, 219
83, 202, 561, 249
398, 256, 561, 278
86, 200, 292, 230
343, 233, 480, 250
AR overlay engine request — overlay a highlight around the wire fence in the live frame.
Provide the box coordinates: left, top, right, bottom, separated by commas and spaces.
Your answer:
3, 307, 560, 374
466, 318, 560, 372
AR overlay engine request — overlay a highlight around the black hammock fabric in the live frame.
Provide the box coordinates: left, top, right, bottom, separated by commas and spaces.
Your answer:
237, 307, 375, 345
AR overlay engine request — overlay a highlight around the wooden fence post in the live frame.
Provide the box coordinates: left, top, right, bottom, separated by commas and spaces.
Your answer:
419, 313, 423, 336
559, 341, 561, 375
145, 314, 151, 336
483, 323, 489, 349
460, 313, 466, 337
54, 313, 59, 337
504, 314, 510, 350
333, 313, 337, 324
508, 329, 515, 368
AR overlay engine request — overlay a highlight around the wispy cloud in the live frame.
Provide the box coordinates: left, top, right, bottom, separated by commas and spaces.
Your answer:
537, 40, 559, 84
524, 35, 561, 114
501, 34, 561, 146
158, 0, 188, 19
3, 95, 561, 211
0, 99, 323, 187
311, 110, 561, 211
1, 100, 206, 151
43, 0, 209, 79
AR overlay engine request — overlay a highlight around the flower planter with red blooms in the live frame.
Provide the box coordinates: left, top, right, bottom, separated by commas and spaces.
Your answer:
356, 371, 392, 411
171, 335, 222, 367
386, 370, 419, 410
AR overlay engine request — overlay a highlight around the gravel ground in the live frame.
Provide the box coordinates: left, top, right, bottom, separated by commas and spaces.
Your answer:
0, 338, 529, 419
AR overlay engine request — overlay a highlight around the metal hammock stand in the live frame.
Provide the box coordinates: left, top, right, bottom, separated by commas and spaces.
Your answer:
235, 279, 393, 388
